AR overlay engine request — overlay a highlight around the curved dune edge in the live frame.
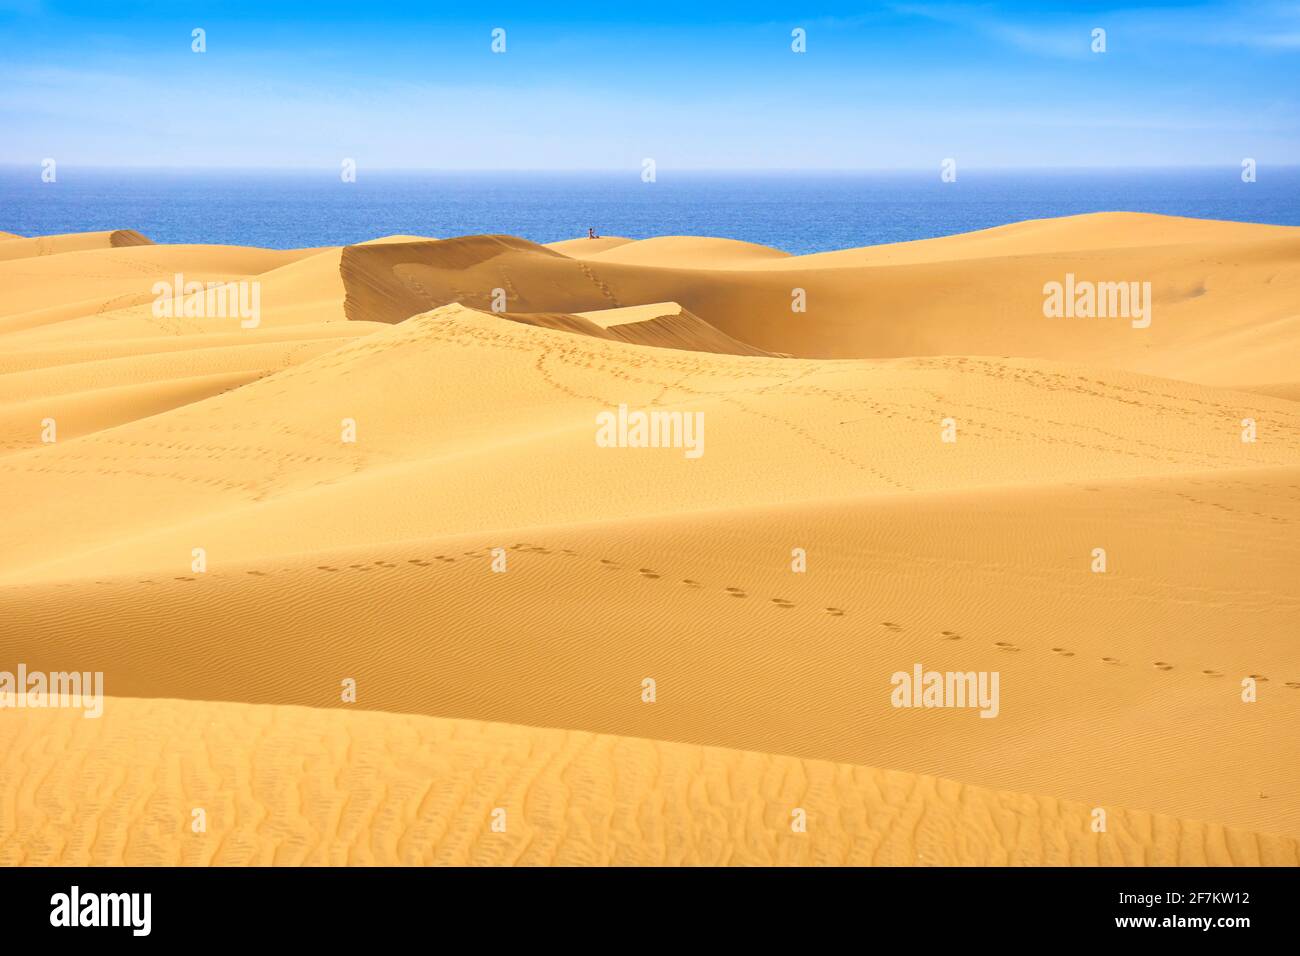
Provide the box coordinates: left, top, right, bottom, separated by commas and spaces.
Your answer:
2, 218, 1297, 867
546, 235, 634, 256
1239, 381, 1300, 402
5, 300, 1297, 581
5, 213, 1298, 384
572, 235, 793, 268
2, 697, 1294, 867
326, 214, 1300, 384
0, 228, 152, 262
503, 304, 776, 355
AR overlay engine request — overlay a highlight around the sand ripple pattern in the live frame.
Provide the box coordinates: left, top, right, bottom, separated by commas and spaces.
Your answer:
2, 698, 1295, 867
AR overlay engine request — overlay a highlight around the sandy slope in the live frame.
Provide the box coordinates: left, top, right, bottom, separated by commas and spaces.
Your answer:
334, 217, 1300, 384
1, 213, 1297, 865
3, 465, 1297, 837
3, 304, 1296, 579
575, 235, 794, 268
507, 303, 776, 355
2, 697, 1293, 866
0, 228, 151, 262
546, 235, 633, 256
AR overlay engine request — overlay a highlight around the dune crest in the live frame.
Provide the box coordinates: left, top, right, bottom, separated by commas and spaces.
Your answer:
2, 217, 1297, 866
0, 228, 152, 262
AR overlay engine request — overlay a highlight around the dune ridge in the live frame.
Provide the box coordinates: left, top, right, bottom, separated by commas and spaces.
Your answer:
0, 228, 152, 263
2, 213, 1297, 865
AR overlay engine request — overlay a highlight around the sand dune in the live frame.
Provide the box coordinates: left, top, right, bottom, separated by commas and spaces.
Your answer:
508, 302, 776, 355
775, 212, 1300, 268
327, 216, 1300, 386
573, 235, 793, 268
3, 464, 1297, 836
3, 302, 1295, 580
1245, 381, 1300, 402
2, 214, 1296, 866
546, 235, 634, 256
0, 228, 152, 262
2, 697, 1293, 866
0, 241, 321, 342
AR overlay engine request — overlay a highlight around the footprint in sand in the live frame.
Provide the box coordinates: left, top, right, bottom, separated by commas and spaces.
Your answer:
1152, 661, 1174, 671
725, 587, 747, 598
1248, 674, 1269, 682
600, 559, 622, 571
318, 565, 339, 572
246, 570, 268, 576
882, 621, 902, 632
824, 607, 845, 616
173, 576, 196, 582
638, 568, 661, 579
771, 598, 795, 609
1202, 669, 1223, 677
1285, 682, 1300, 690
407, 559, 430, 567
1101, 657, 1121, 665
1050, 647, 1075, 657
941, 630, 962, 640
682, 579, 703, 589
994, 641, 1019, 652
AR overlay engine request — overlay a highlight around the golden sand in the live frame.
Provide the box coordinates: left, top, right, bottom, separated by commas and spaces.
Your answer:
1, 213, 1296, 864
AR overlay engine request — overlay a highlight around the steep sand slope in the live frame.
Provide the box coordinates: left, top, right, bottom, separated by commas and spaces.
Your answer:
576, 301, 685, 327
508, 303, 776, 355
335, 216, 1300, 385
2, 699, 1293, 866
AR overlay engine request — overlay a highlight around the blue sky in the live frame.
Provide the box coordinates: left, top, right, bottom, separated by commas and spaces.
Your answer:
1, 1, 1297, 169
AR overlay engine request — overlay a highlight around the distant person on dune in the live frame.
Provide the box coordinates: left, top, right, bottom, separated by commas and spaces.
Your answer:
588, 227, 600, 239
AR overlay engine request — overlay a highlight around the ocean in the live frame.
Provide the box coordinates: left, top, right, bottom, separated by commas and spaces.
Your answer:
2, 166, 1297, 255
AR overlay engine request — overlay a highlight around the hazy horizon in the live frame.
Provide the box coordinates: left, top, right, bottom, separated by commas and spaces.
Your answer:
6, 164, 1297, 252
6, 162, 1300, 173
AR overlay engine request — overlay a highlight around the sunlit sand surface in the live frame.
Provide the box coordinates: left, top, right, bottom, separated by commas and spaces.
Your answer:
2, 214, 1297, 864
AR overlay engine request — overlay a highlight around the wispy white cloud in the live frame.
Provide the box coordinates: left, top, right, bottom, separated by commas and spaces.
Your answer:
889, 3, 1094, 59
890, 1, 1300, 56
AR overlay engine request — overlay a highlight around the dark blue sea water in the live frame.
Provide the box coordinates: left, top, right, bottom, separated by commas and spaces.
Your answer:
2, 167, 1297, 255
